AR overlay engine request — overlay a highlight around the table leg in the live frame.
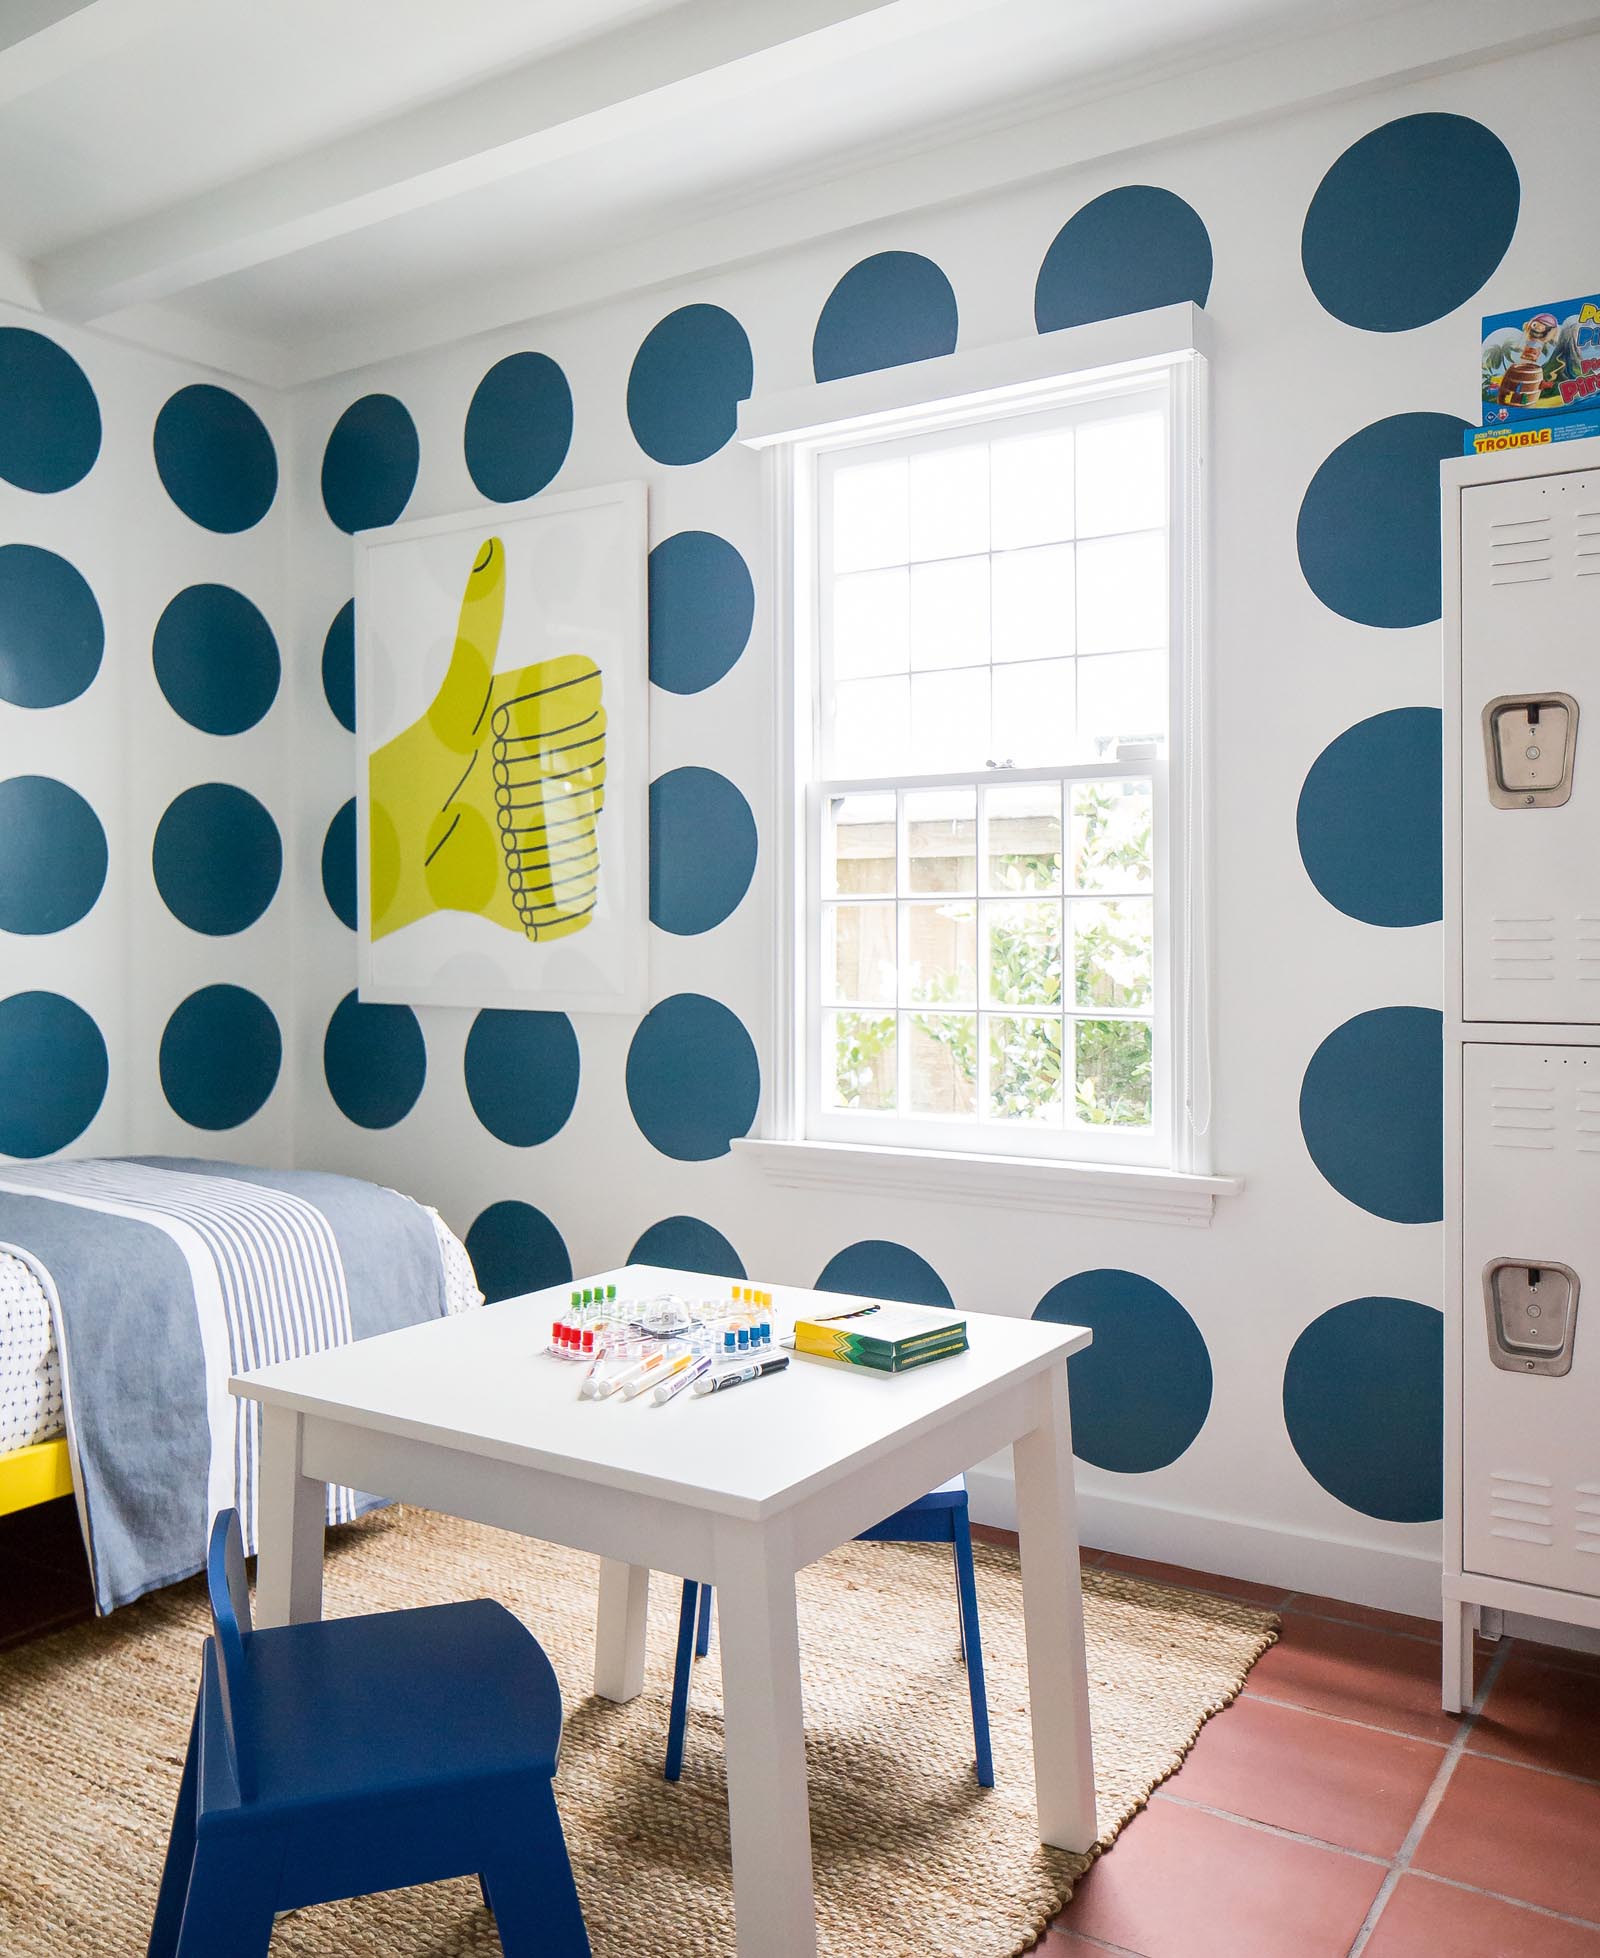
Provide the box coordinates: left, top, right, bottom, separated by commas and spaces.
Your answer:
593, 1558, 650, 1701
254, 1404, 325, 1628
715, 1520, 816, 1958
1013, 1364, 1097, 1854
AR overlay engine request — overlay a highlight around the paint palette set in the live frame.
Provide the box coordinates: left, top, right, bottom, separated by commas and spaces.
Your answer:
547, 1284, 785, 1404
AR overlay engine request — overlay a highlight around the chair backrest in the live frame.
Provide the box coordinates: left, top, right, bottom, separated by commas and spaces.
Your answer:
205, 1507, 255, 1799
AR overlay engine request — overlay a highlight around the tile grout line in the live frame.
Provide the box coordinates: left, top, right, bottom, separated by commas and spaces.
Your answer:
1401, 1867, 1600, 1935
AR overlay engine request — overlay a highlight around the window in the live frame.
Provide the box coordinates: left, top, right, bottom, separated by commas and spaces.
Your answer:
781, 352, 1204, 1171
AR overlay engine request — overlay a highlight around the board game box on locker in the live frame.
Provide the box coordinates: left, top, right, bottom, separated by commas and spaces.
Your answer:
1468, 294, 1600, 454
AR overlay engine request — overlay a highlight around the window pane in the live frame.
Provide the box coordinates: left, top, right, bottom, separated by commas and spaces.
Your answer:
992, 544, 1074, 663
911, 667, 989, 774
832, 675, 909, 776
1076, 530, 1165, 654
985, 782, 1062, 893
833, 456, 908, 572
1077, 650, 1166, 753
1070, 780, 1153, 893
987, 1015, 1064, 1124
833, 566, 909, 679
825, 792, 896, 896
826, 1011, 897, 1111
1072, 897, 1153, 1009
906, 787, 975, 892
909, 443, 988, 561
991, 658, 1074, 769
991, 429, 1073, 549
909, 1013, 977, 1115
986, 899, 1062, 1007
910, 556, 990, 671
1072, 1018, 1152, 1127
1075, 411, 1165, 537
904, 899, 977, 1004
825, 902, 896, 1003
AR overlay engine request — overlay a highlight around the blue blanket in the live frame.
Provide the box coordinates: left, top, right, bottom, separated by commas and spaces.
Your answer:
0, 1158, 449, 1611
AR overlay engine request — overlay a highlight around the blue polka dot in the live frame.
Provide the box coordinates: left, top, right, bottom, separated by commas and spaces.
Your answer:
323, 990, 425, 1129
463, 1009, 579, 1147
322, 800, 356, 931
626, 993, 759, 1161
465, 1200, 572, 1304
1303, 114, 1519, 332
154, 384, 277, 533
629, 1216, 746, 1279
0, 991, 107, 1156
1298, 709, 1442, 927
1034, 1269, 1212, 1474
160, 985, 281, 1130
649, 530, 754, 695
650, 767, 757, 935
152, 584, 279, 735
321, 394, 419, 534
627, 304, 753, 466
1283, 1297, 1443, 1521
1298, 412, 1471, 630
1035, 186, 1212, 333
815, 1240, 953, 1308
0, 328, 100, 493
322, 600, 356, 732
464, 352, 572, 502
813, 251, 958, 382
1300, 1006, 1442, 1223
153, 785, 281, 937
0, 777, 107, 934
0, 544, 103, 708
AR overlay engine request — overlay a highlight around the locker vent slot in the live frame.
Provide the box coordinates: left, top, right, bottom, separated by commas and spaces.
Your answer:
1489, 515, 1554, 585
1578, 514, 1600, 575
1489, 1084, 1556, 1149
1489, 917, 1555, 982
1491, 1521, 1556, 1545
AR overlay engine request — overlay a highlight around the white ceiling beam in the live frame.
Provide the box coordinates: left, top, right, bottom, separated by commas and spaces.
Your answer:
36, 0, 1006, 323
0, 0, 197, 107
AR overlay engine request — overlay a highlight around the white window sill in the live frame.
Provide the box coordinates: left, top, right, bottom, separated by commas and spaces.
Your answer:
733, 1138, 1242, 1229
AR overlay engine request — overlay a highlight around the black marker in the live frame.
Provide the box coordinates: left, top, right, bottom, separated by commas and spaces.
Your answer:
693, 1355, 790, 1395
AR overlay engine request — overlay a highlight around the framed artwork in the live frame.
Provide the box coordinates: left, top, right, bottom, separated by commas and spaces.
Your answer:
354, 480, 648, 1012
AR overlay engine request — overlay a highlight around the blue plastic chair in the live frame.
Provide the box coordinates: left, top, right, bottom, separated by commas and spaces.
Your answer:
664, 1475, 993, 1787
147, 1510, 589, 1957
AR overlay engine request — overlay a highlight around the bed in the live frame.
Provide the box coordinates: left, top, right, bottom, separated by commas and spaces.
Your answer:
0, 1158, 482, 1609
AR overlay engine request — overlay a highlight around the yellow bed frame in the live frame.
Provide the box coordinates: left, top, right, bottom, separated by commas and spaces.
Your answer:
0, 1437, 73, 1519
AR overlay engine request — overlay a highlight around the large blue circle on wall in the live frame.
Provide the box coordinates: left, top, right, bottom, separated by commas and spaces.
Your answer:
323, 990, 426, 1129
630, 1215, 746, 1279
322, 799, 357, 930
160, 984, 281, 1130
1298, 707, 1442, 927
154, 384, 278, 533
152, 584, 280, 735
0, 776, 107, 934
626, 993, 759, 1160
1283, 1297, 1443, 1521
0, 991, 107, 1156
153, 784, 281, 936
1303, 114, 1519, 332
1297, 412, 1470, 630
322, 600, 356, 732
465, 1200, 572, 1303
816, 1240, 953, 1308
1034, 1269, 1213, 1473
627, 304, 753, 466
0, 544, 104, 708
464, 351, 573, 502
463, 1009, 580, 1147
813, 251, 959, 382
1300, 1005, 1442, 1222
0, 328, 101, 493
649, 530, 754, 695
321, 394, 419, 534
650, 767, 757, 935
1035, 186, 1213, 333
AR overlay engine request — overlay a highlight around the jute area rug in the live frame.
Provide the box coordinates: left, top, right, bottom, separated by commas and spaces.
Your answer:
0, 1507, 1276, 1957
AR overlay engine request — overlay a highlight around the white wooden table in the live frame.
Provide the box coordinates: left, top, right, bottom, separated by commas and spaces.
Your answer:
233, 1264, 1096, 1957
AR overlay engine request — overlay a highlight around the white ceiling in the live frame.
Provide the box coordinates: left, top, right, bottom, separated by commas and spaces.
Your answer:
2, 0, 1597, 385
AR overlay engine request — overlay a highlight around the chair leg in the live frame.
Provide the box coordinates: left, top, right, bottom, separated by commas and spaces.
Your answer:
172, 1832, 279, 1958
146, 1691, 201, 1958
664, 1580, 700, 1782
483, 1787, 590, 1957
952, 1510, 994, 1788
695, 1580, 714, 1658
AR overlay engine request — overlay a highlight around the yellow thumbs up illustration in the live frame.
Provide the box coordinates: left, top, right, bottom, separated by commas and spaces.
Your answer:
368, 536, 606, 944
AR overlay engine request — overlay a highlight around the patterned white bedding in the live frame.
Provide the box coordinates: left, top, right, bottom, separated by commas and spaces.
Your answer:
0, 1209, 481, 1457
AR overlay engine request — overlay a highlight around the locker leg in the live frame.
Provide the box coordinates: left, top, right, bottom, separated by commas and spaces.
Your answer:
1442, 1597, 1473, 1714
1478, 1605, 1505, 1643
